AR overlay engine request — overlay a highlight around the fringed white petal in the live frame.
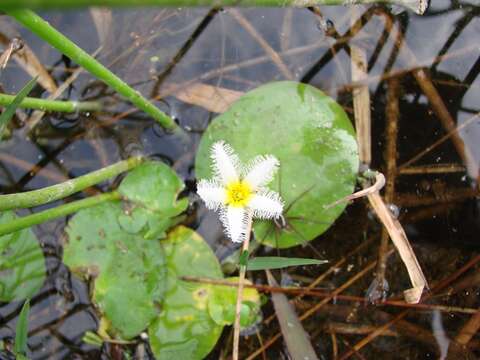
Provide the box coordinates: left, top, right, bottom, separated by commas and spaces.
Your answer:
243, 155, 279, 190
220, 206, 250, 243
248, 190, 283, 219
197, 179, 226, 210
211, 141, 240, 185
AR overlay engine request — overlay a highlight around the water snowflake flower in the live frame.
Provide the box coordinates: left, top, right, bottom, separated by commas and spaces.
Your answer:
197, 141, 284, 243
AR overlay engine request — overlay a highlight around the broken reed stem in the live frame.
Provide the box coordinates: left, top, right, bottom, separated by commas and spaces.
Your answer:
0, 191, 120, 236
2, 9, 177, 130
0, 1, 429, 15
367, 178, 427, 304
232, 216, 253, 360
0, 93, 101, 113
0, 156, 143, 211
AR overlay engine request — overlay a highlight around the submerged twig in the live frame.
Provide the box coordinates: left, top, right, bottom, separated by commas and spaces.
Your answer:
229, 9, 293, 80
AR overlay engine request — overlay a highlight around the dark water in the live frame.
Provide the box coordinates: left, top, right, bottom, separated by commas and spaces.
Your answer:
0, 1, 479, 359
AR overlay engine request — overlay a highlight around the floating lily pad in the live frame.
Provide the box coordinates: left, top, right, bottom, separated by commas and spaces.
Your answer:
0, 211, 45, 302
117, 161, 188, 239
149, 226, 261, 360
195, 81, 359, 248
64, 201, 166, 339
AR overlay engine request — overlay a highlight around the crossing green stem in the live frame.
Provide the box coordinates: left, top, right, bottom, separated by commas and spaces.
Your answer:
3, 9, 177, 129
0, 93, 101, 113
0, 156, 143, 211
0, 192, 121, 236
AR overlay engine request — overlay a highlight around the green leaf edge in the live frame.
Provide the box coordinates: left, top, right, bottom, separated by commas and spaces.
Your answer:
247, 257, 327, 271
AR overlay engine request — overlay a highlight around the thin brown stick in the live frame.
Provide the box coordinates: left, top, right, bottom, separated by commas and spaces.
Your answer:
229, 9, 294, 80
399, 163, 466, 175
182, 276, 477, 314
398, 111, 480, 170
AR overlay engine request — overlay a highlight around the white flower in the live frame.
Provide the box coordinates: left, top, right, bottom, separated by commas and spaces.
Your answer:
197, 141, 284, 243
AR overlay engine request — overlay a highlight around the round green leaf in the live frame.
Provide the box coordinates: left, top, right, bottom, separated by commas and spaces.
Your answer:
0, 211, 45, 302
148, 226, 223, 360
118, 161, 188, 239
195, 81, 359, 248
118, 161, 187, 215
64, 202, 166, 339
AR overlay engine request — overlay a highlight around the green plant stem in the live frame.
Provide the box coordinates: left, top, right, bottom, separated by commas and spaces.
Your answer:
0, 156, 143, 211
2, 9, 177, 130
0, 0, 428, 14
0, 93, 101, 113
0, 192, 120, 236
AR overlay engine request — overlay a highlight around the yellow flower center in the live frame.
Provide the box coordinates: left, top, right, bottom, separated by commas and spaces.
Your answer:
225, 181, 252, 207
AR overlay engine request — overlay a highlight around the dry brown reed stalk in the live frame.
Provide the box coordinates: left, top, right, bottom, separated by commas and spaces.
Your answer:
229, 9, 293, 80
367, 180, 428, 304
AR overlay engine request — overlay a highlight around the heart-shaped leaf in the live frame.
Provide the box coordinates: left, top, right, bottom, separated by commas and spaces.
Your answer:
196, 81, 359, 248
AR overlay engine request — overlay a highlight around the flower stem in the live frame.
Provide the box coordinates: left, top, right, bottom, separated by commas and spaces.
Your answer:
2, 9, 177, 130
0, 93, 101, 113
232, 216, 253, 360
0, 0, 428, 15
0, 191, 120, 236
0, 156, 143, 211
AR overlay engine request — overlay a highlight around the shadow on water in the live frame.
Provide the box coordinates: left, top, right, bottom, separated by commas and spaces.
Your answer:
0, 0, 479, 358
